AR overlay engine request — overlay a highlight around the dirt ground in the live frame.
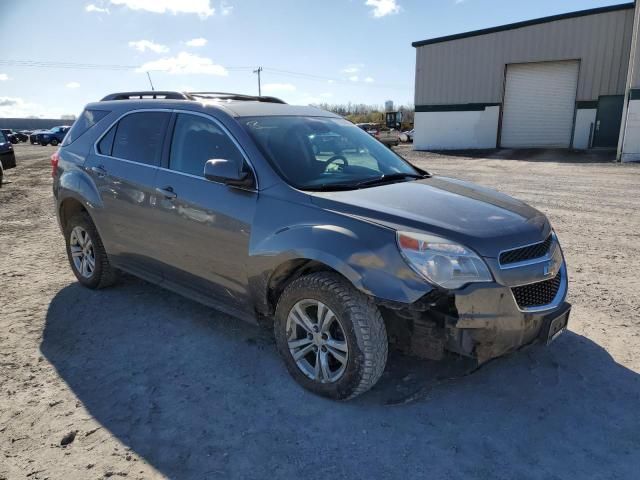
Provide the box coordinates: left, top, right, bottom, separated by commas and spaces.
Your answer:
1, 143, 639, 480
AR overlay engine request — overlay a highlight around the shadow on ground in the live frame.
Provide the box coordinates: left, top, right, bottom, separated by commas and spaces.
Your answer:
41, 278, 640, 479
408, 148, 618, 164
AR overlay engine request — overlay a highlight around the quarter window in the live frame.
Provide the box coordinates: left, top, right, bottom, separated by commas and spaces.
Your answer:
111, 111, 170, 166
169, 113, 244, 177
97, 124, 116, 156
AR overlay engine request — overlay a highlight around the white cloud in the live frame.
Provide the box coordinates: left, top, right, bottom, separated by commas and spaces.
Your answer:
66, 82, 81, 88
137, 52, 228, 76
0, 74, 9, 81
327, 79, 335, 84
262, 83, 296, 93
0, 97, 65, 118
349, 75, 359, 82
342, 64, 363, 74
109, 0, 214, 18
220, 1, 233, 15
85, 4, 110, 14
365, 0, 400, 17
364, 76, 374, 83
297, 91, 334, 105
185, 37, 207, 47
128, 39, 169, 53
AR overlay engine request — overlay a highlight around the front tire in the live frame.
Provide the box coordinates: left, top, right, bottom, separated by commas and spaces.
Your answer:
274, 272, 388, 400
51, 138, 59, 146
64, 212, 118, 289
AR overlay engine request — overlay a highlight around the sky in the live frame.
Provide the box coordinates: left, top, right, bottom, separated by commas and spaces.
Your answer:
0, 0, 629, 118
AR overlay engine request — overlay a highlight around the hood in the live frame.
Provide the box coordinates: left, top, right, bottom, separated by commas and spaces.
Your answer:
309, 176, 550, 258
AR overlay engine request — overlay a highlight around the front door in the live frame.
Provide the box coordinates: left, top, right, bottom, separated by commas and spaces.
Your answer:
593, 95, 624, 148
152, 112, 258, 315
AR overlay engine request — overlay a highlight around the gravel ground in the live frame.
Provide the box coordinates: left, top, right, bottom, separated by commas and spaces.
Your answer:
1, 144, 639, 480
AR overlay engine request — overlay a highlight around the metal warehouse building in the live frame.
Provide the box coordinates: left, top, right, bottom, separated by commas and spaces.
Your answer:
412, 2, 640, 161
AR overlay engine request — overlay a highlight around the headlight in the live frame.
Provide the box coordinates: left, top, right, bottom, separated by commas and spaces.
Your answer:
397, 231, 493, 289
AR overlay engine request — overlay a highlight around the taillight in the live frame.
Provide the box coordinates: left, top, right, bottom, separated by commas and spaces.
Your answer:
51, 150, 60, 177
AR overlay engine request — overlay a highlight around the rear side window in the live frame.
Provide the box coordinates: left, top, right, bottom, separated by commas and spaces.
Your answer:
169, 113, 244, 177
111, 112, 170, 166
97, 125, 117, 156
62, 109, 110, 146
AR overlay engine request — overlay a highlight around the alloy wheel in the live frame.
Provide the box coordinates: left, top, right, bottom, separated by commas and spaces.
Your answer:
69, 226, 96, 279
286, 300, 349, 383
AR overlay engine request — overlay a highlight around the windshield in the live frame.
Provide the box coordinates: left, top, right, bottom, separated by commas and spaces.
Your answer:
242, 116, 421, 190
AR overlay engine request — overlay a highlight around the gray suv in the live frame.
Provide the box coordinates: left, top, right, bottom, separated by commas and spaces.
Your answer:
53, 91, 570, 400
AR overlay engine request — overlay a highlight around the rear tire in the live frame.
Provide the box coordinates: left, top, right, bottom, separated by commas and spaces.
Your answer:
64, 212, 118, 289
274, 272, 388, 400
51, 138, 59, 146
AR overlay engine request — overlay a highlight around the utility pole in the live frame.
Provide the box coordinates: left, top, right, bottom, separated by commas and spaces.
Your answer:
146, 71, 155, 91
253, 66, 263, 96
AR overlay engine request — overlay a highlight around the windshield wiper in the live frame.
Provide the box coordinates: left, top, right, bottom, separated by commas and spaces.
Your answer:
302, 183, 361, 192
354, 173, 429, 188
302, 173, 429, 192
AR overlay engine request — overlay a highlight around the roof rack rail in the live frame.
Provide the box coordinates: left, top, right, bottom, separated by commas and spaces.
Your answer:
100, 91, 191, 101
187, 92, 287, 104
100, 90, 288, 104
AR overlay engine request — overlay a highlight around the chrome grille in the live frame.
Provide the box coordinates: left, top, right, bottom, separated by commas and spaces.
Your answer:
500, 235, 552, 266
511, 270, 562, 309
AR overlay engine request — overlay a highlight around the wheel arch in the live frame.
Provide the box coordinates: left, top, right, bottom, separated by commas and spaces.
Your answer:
265, 258, 350, 316
58, 197, 89, 231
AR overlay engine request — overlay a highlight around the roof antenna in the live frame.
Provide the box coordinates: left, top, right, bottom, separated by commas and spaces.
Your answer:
146, 71, 155, 91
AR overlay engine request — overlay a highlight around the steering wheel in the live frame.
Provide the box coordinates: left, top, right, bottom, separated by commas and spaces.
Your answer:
324, 154, 349, 171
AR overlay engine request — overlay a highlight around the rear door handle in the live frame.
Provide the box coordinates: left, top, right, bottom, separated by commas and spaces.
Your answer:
89, 165, 107, 177
156, 186, 177, 200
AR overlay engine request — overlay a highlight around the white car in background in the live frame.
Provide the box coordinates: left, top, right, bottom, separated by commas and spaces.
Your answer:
400, 129, 414, 143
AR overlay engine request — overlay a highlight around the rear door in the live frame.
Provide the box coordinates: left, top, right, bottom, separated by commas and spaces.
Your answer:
151, 111, 258, 314
85, 110, 171, 281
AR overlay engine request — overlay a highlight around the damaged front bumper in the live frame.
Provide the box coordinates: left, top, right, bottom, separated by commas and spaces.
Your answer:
382, 263, 570, 365
448, 264, 570, 363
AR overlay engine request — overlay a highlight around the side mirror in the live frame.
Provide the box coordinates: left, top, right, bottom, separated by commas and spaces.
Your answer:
203, 158, 253, 188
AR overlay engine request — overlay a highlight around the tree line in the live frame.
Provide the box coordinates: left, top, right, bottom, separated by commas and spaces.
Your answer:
312, 103, 415, 125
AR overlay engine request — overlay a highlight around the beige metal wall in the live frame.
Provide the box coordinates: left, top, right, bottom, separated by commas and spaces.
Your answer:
415, 7, 635, 105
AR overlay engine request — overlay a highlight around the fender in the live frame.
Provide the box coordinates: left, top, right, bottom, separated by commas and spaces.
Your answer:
55, 167, 105, 240
248, 220, 433, 313
57, 168, 104, 211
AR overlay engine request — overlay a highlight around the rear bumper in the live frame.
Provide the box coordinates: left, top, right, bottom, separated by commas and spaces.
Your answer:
0, 150, 16, 170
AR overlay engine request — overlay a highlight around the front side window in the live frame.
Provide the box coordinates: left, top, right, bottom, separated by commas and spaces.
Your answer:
111, 112, 170, 166
242, 116, 420, 190
169, 113, 244, 177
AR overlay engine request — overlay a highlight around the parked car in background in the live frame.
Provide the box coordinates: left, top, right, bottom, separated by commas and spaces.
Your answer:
53, 90, 570, 400
14, 131, 29, 142
0, 130, 16, 187
400, 129, 414, 143
38, 126, 71, 146
374, 129, 399, 147
1, 129, 18, 144
30, 130, 48, 144
355, 123, 399, 147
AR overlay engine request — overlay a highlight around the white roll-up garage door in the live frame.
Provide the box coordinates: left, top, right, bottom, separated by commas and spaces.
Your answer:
501, 61, 579, 148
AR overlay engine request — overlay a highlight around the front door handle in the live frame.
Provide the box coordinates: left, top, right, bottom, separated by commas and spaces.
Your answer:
89, 165, 107, 177
156, 186, 177, 200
